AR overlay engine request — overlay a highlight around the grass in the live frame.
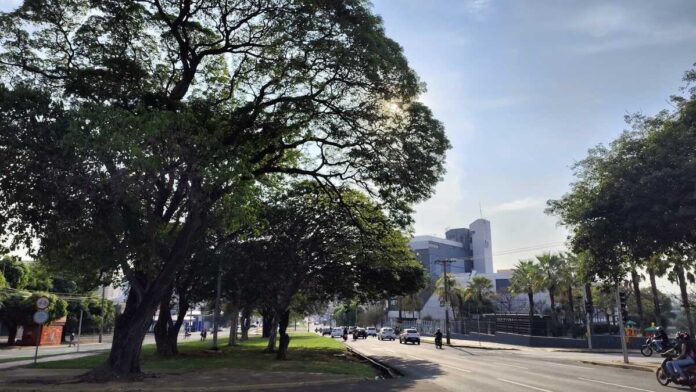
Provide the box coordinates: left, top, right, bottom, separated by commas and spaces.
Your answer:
31, 333, 375, 378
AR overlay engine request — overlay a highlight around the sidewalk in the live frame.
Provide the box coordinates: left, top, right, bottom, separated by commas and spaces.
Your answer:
0, 367, 367, 391
0, 351, 104, 370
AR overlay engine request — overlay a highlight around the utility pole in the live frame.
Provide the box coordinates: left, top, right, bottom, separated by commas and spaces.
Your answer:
436, 259, 452, 345
616, 286, 629, 364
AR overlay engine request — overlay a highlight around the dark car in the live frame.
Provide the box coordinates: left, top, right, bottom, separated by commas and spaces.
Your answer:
354, 327, 368, 339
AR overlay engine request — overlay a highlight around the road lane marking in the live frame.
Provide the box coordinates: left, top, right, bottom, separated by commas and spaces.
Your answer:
497, 378, 553, 392
439, 363, 473, 373
577, 377, 656, 392
496, 362, 528, 369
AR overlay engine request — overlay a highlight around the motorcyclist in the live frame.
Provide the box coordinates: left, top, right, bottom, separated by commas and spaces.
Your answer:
655, 326, 670, 351
667, 331, 696, 381
342, 327, 348, 342
434, 329, 443, 348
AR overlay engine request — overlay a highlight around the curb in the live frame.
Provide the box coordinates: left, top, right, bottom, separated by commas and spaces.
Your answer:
420, 338, 518, 351
580, 360, 657, 373
345, 346, 402, 378
0, 376, 365, 392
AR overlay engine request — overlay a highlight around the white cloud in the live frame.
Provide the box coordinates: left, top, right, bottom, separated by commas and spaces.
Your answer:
490, 197, 545, 213
558, 3, 696, 54
462, 0, 493, 21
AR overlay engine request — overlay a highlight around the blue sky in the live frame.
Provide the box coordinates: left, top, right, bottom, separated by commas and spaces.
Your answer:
2, 0, 694, 285
371, 0, 696, 273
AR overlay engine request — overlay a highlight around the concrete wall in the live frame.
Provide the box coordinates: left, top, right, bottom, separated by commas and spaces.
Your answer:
459, 331, 645, 349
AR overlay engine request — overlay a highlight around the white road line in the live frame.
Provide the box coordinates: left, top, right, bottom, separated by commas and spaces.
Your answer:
496, 362, 528, 369
497, 378, 553, 392
577, 377, 656, 392
503, 359, 590, 370
439, 363, 473, 373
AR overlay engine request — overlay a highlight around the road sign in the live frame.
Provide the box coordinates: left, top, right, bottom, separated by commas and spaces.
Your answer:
33, 310, 49, 325
36, 297, 50, 309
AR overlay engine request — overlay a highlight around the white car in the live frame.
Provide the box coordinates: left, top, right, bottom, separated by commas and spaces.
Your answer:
366, 327, 377, 337
377, 327, 396, 341
399, 328, 421, 345
331, 327, 344, 338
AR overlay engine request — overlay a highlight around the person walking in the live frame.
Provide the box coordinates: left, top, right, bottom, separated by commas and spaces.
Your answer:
68, 332, 75, 347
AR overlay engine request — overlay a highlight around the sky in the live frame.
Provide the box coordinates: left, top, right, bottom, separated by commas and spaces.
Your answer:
1, 1, 694, 291
370, 0, 696, 278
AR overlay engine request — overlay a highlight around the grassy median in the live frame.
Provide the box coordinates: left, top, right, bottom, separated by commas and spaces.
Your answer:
31, 333, 375, 378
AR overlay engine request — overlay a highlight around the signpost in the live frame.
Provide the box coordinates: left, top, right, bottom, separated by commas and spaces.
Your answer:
36, 297, 50, 310
32, 308, 49, 364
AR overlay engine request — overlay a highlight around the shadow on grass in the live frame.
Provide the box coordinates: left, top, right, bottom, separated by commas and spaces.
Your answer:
31, 333, 374, 378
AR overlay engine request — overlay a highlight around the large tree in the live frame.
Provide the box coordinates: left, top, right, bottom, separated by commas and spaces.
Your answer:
230, 183, 426, 359
0, 0, 448, 377
547, 66, 696, 332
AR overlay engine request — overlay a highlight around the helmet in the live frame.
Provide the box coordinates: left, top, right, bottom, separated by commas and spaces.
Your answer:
656, 326, 663, 332
678, 331, 691, 341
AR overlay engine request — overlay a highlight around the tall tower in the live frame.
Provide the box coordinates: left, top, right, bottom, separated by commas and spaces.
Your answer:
469, 219, 493, 273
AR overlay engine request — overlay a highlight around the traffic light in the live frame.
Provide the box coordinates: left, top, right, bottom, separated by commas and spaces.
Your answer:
619, 291, 628, 323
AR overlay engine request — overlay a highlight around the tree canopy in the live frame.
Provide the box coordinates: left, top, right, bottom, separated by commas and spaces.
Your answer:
0, 0, 447, 376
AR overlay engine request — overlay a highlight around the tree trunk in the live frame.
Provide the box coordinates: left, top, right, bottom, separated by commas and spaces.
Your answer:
675, 264, 694, 336
631, 269, 644, 325
6, 323, 17, 346
88, 287, 161, 380
154, 289, 177, 357
227, 302, 239, 346
241, 308, 251, 341
567, 285, 575, 337
262, 308, 273, 338
527, 291, 534, 320
264, 310, 278, 353
648, 268, 662, 325
276, 309, 291, 360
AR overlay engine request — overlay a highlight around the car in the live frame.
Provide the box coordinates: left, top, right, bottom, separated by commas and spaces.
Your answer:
322, 326, 332, 336
354, 327, 367, 339
377, 327, 396, 341
331, 327, 344, 338
366, 327, 377, 337
399, 328, 420, 345
348, 326, 355, 333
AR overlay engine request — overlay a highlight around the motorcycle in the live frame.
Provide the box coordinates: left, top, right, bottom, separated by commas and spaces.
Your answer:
342, 333, 348, 342
435, 336, 443, 349
643, 337, 675, 357
656, 351, 696, 389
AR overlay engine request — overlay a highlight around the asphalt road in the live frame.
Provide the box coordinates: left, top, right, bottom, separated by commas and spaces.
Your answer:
341, 336, 665, 392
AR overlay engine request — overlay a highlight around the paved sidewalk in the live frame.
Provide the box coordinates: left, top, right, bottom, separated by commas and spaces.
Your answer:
0, 351, 104, 369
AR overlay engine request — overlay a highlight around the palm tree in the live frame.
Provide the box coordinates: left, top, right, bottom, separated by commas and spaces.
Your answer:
464, 275, 494, 313
537, 253, 563, 329
510, 260, 544, 321
558, 253, 578, 333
